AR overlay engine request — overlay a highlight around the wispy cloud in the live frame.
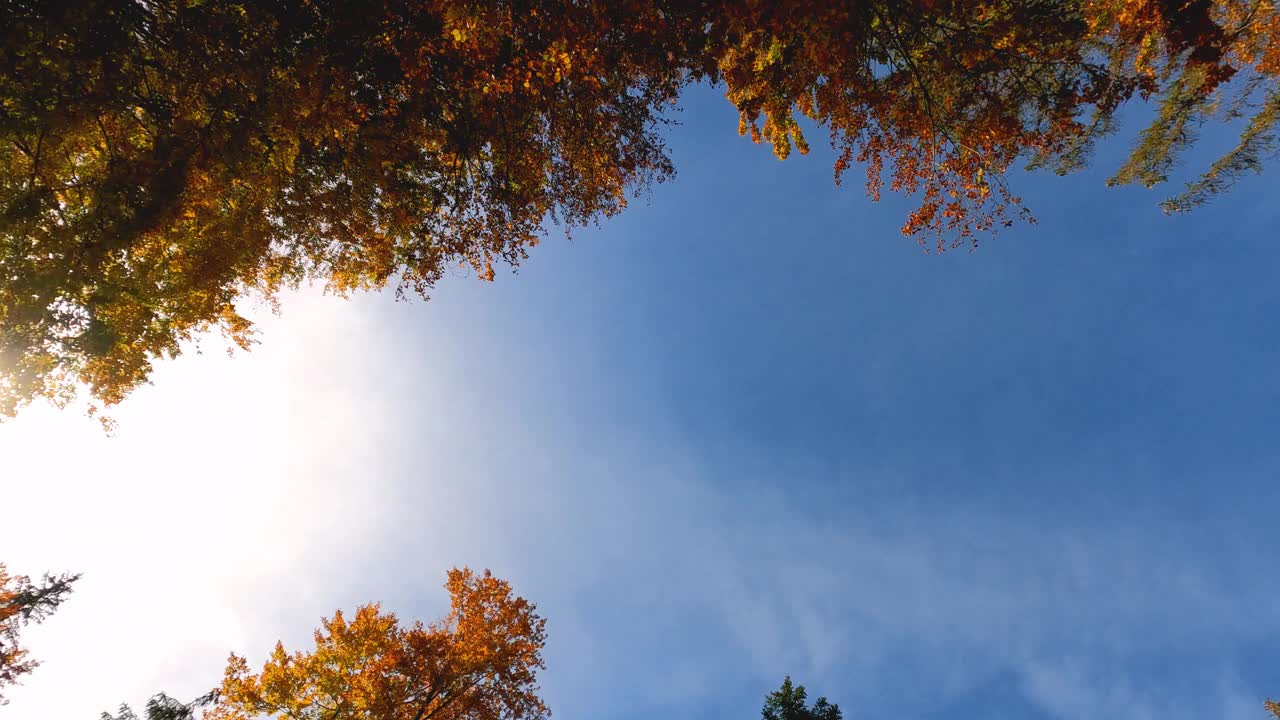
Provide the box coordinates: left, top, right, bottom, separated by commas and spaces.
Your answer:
353, 362, 1279, 720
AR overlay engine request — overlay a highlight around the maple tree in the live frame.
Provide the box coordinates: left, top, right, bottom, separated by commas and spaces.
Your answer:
206, 567, 547, 720
0, 563, 79, 703
2, 0, 1278, 417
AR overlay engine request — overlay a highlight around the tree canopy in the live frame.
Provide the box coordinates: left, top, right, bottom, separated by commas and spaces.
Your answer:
2, 0, 1278, 417
206, 567, 547, 720
0, 563, 79, 703
761, 677, 842, 720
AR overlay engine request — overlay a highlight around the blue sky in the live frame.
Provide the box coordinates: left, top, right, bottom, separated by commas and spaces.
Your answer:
1, 83, 1278, 719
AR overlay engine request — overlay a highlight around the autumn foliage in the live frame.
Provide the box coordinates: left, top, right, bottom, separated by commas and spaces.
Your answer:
208, 568, 548, 720
2, 0, 1279, 416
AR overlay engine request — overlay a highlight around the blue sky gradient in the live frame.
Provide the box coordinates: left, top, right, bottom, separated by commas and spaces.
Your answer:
1, 83, 1277, 719
372, 83, 1280, 720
